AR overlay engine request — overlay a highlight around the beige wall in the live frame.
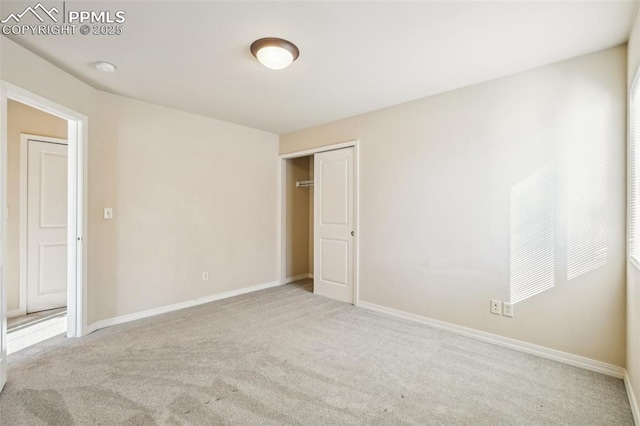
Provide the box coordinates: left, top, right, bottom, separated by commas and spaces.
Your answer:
627, 9, 640, 416
286, 156, 311, 279
2, 38, 279, 325
281, 46, 627, 366
89, 92, 278, 322
6, 101, 68, 313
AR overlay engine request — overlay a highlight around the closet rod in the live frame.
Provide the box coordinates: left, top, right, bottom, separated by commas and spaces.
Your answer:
296, 180, 314, 188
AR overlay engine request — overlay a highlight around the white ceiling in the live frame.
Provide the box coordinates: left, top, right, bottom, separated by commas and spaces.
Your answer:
3, 1, 638, 134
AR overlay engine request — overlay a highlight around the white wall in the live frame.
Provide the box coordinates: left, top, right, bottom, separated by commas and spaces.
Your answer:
627, 8, 640, 417
281, 46, 627, 366
1, 38, 280, 326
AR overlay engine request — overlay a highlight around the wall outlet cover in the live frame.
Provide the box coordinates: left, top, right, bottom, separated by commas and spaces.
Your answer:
491, 300, 502, 315
503, 302, 513, 317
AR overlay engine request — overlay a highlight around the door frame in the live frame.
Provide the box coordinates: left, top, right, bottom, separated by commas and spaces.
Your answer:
17, 134, 69, 317
278, 140, 360, 305
1, 81, 88, 338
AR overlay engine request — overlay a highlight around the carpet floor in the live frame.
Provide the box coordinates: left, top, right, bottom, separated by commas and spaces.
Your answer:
0, 280, 634, 425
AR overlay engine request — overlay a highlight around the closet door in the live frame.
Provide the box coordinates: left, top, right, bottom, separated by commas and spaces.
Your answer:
314, 148, 354, 303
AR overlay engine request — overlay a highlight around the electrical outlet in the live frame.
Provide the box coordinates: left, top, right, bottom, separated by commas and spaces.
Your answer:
503, 302, 513, 317
490, 300, 502, 315
202, 272, 209, 282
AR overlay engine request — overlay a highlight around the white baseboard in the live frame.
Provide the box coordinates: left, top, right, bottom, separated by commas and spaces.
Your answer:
86, 280, 282, 335
8, 314, 67, 355
625, 372, 640, 425
284, 273, 312, 284
7, 308, 25, 318
358, 301, 626, 379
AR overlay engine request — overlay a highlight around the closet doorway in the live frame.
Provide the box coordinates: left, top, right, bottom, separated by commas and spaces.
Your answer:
280, 141, 359, 305
284, 155, 314, 291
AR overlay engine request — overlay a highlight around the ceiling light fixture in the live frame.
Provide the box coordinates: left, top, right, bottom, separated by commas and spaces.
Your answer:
95, 61, 117, 73
250, 38, 299, 70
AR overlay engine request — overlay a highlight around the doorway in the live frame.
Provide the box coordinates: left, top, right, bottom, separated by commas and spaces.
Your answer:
280, 141, 359, 305
1, 81, 88, 392
5, 107, 70, 354
284, 155, 314, 292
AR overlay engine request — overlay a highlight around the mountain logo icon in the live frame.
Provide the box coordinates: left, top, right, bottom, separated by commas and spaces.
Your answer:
1, 3, 59, 24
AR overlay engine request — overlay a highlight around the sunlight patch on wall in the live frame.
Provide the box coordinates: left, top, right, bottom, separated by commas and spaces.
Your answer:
510, 162, 555, 304
566, 138, 607, 280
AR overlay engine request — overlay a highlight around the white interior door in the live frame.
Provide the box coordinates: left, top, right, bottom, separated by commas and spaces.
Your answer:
27, 139, 68, 313
314, 147, 355, 303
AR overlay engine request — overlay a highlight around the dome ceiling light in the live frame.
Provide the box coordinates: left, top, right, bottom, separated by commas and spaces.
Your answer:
250, 37, 299, 70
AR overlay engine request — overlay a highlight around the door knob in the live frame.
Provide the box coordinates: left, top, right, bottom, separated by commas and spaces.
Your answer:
351, 231, 354, 236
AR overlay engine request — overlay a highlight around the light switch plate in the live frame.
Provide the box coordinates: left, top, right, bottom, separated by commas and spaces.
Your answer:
103, 207, 113, 220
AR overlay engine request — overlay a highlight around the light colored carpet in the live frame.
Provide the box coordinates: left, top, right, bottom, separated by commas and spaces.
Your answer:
0, 280, 634, 425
